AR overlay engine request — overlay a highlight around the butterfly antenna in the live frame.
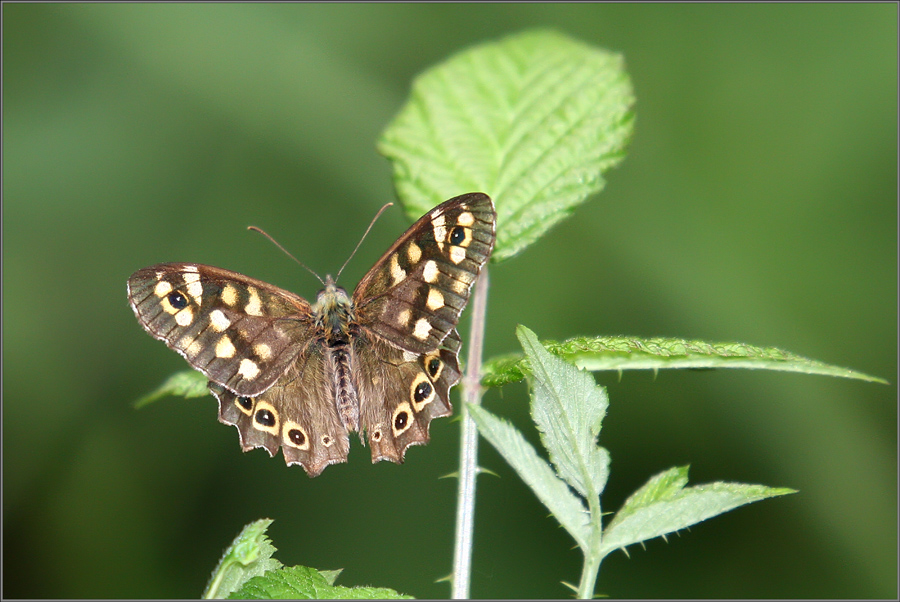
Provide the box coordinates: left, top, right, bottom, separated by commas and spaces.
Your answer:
335, 202, 394, 282
247, 226, 325, 286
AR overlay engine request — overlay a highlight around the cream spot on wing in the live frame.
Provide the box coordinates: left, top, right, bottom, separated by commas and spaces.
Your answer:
452, 277, 470, 294
422, 260, 439, 283
413, 317, 431, 341
432, 214, 447, 249
216, 335, 236, 358
426, 287, 444, 310
390, 253, 406, 285
183, 265, 199, 273
449, 246, 467, 264
183, 272, 200, 284
175, 307, 194, 326
154, 280, 173, 297
239, 358, 260, 380
186, 280, 203, 303
406, 241, 422, 263
245, 286, 263, 316
402, 350, 418, 363
457, 211, 474, 227
253, 342, 272, 360
397, 308, 411, 326
434, 226, 448, 246
209, 309, 231, 332
221, 284, 239, 307
187, 339, 202, 357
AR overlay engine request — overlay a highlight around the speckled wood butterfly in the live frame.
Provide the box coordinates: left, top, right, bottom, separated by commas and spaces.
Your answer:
128, 193, 495, 476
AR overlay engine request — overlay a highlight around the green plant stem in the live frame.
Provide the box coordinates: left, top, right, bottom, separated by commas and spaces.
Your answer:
577, 551, 603, 600
451, 266, 490, 599
203, 569, 225, 600
577, 477, 604, 599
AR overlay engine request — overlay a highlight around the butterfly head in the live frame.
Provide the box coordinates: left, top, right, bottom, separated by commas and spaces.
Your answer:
313, 275, 354, 340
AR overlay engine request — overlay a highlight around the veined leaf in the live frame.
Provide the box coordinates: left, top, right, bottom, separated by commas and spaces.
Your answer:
379, 29, 635, 262
482, 335, 888, 387
600, 466, 796, 557
231, 565, 412, 600
517, 325, 610, 500
467, 403, 591, 553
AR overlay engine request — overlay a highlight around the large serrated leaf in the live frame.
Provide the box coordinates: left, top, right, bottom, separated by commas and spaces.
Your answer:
379, 29, 634, 261
599, 466, 797, 557
230, 565, 413, 600
467, 403, 591, 552
517, 325, 610, 500
481, 335, 888, 387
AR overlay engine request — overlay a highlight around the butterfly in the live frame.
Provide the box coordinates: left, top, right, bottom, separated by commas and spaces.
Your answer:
127, 193, 495, 476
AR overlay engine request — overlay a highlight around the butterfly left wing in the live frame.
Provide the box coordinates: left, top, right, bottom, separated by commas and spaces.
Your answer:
209, 349, 352, 477
127, 263, 314, 397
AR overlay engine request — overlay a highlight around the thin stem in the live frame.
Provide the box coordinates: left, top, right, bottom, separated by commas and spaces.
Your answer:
576, 551, 602, 600
451, 265, 490, 599
577, 473, 604, 599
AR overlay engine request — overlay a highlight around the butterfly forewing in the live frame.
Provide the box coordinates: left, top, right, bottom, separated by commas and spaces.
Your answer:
353, 193, 496, 353
128, 263, 314, 397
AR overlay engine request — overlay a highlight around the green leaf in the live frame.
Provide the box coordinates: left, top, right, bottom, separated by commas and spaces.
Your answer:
230, 565, 413, 600
517, 325, 610, 500
481, 335, 889, 387
467, 403, 591, 553
599, 466, 797, 557
133, 369, 208, 408
203, 519, 282, 600
378, 29, 635, 262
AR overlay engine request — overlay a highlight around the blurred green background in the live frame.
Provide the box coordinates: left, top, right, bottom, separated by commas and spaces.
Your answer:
3, 4, 896, 599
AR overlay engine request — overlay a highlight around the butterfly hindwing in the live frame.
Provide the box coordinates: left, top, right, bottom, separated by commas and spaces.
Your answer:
360, 329, 462, 464
210, 350, 351, 477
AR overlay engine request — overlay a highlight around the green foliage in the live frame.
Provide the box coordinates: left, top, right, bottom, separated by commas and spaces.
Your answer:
482, 335, 889, 387
379, 29, 635, 262
232, 566, 412, 600
470, 326, 796, 598
601, 466, 796, 557
203, 519, 282, 600
133, 369, 208, 408
204, 520, 411, 600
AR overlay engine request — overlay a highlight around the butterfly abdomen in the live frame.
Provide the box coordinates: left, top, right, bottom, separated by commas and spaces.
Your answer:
327, 343, 360, 432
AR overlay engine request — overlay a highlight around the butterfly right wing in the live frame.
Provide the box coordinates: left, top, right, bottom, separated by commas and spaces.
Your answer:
127, 262, 314, 397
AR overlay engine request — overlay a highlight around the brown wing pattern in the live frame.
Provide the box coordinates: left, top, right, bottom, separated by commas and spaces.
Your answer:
127, 263, 314, 397
353, 193, 495, 353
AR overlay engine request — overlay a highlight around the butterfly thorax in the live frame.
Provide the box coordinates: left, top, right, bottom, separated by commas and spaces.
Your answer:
312, 276, 356, 343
